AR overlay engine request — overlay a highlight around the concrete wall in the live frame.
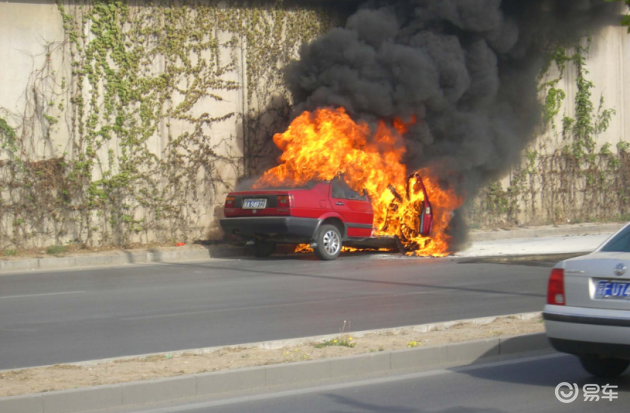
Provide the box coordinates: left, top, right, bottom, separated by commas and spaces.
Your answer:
487, 23, 630, 227
0, 1, 66, 117
0, 0, 246, 164
0, 0, 68, 161
542, 25, 630, 151
0, 1, 246, 247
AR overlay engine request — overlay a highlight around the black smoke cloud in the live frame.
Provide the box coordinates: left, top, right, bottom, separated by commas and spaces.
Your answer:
284, 0, 620, 246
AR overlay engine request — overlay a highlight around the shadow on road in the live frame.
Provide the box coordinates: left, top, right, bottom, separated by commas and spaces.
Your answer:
453, 352, 630, 392
234, 250, 402, 262
322, 393, 503, 413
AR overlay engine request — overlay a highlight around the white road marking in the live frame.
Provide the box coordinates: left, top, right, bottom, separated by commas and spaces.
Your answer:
0, 291, 86, 300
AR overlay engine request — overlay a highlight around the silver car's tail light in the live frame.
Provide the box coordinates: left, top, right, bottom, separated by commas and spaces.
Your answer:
547, 268, 565, 306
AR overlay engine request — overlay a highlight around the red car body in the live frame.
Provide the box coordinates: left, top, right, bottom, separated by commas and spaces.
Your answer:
220, 176, 432, 260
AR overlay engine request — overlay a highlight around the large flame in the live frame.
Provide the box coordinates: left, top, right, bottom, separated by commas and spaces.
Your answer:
254, 107, 462, 256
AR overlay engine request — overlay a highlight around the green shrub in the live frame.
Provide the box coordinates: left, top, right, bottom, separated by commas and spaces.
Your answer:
46, 245, 68, 255
313, 337, 355, 349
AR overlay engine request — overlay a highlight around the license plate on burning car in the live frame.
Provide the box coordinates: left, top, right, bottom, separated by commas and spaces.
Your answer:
242, 199, 267, 209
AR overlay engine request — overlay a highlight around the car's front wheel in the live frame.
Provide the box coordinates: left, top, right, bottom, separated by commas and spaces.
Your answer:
579, 355, 630, 378
314, 225, 342, 261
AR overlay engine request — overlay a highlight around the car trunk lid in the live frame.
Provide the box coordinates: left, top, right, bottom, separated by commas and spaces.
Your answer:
563, 252, 630, 310
224, 190, 292, 217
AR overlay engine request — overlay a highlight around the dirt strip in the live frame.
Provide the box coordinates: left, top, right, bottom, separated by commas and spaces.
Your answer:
0, 316, 544, 398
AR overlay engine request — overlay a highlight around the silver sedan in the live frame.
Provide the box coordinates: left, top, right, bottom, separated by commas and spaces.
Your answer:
544, 223, 630, 378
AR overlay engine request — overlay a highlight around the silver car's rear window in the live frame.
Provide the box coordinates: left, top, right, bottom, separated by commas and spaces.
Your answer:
601, 225, 630, 253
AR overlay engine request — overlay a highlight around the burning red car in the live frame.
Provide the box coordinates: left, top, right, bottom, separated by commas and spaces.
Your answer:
222, 107, 461, 257
220, 174, 433, 261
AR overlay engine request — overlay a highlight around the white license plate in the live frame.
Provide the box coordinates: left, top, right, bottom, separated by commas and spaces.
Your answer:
595, 281, 630, 300
242, 199, 267, 209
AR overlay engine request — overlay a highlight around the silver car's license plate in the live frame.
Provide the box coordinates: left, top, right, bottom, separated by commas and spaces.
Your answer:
242, 199, 267, 209
595, 280, 630, 299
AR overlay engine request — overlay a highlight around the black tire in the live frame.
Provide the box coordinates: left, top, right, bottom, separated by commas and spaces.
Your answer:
579, 355, 630, 378
314, 224, 342, 261
252, 241, 276, 258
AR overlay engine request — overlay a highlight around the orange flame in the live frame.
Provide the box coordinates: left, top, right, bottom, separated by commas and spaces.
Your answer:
255, 107, 463, 256
294, 244, 393, 254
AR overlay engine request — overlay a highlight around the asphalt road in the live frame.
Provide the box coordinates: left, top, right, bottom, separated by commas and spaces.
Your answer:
0, 253, 552, 370
120, 354, 629, 413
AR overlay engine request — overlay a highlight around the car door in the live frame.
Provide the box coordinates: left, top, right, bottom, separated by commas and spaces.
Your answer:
330, 176, 373, 238
414, 175, 433, 237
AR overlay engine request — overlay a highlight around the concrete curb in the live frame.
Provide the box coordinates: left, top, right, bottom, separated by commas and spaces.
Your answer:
0, 245, 247, 274
0, 333, 552, 413
456, 252, 587, 264
469, 222, 624, 242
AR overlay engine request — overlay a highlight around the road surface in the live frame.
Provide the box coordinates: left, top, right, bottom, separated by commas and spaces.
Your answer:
0, 253, 553, 369
115, 354, 628, 413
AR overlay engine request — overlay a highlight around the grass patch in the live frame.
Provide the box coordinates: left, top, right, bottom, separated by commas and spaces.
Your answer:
46, 245, 68, 255
313, 337, 356, 349
3, 249, 17, 257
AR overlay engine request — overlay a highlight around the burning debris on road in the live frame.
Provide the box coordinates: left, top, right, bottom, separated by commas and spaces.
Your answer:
252, 0, 620, 256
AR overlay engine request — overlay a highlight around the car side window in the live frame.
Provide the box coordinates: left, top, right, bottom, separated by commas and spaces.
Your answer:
601, 227, 630, 253
331, 177, 345, 199
331, 176, 367, 201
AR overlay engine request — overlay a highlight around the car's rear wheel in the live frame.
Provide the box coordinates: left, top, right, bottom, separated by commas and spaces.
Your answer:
579, 355, 630, 378
314, 225, 342, 261
252, 241, 276, 258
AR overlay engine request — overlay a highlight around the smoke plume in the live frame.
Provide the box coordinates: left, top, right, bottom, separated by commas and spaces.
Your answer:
284, 0, 620, 246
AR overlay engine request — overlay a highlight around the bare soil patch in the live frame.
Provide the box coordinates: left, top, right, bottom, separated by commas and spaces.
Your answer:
0, 316, 544, 398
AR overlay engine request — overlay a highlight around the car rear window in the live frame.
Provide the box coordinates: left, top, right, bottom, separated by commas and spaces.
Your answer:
261, 181, 319, 190
600, 226, 630, 253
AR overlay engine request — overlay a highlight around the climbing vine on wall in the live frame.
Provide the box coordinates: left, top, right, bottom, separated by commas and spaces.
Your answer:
470, 39, 629, 228
0, 0, 337, 249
